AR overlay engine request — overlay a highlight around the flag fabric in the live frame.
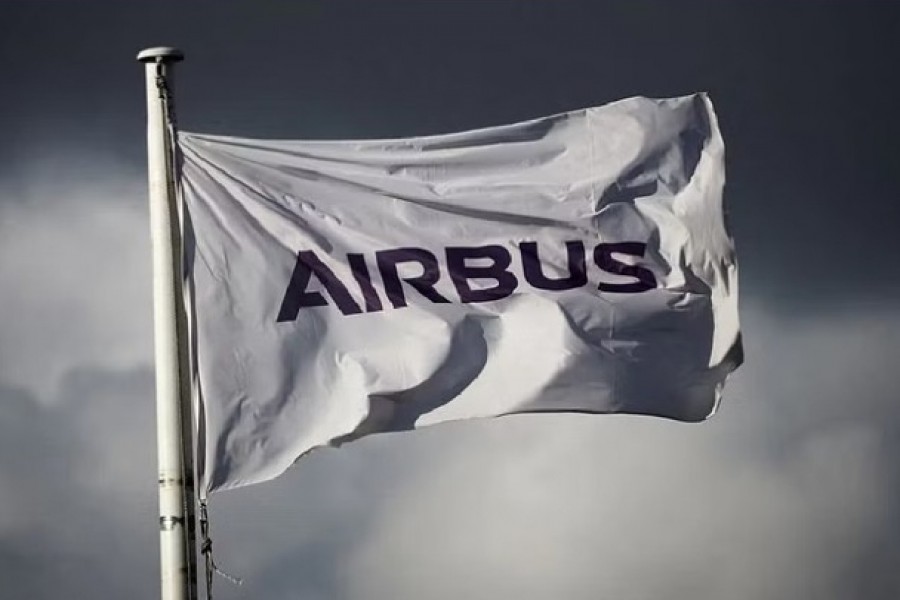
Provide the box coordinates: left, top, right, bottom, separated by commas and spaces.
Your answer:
178, 93, 741, 494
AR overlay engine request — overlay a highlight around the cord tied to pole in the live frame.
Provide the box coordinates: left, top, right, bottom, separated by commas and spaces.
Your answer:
199, 500, 243, 600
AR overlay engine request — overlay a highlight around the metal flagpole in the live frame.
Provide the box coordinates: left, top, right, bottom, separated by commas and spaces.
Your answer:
137, 46, 198, 600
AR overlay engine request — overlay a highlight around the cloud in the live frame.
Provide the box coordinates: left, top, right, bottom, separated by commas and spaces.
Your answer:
0, 370, 158, 599
0, 271, 898, 600
336, 305, 900, 600
0, 158, 151, 401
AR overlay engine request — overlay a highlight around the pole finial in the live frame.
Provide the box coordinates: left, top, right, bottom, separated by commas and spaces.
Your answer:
137, 47, 184, 63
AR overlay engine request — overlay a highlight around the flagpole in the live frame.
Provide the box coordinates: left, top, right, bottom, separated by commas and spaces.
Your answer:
137, 46, 198, 600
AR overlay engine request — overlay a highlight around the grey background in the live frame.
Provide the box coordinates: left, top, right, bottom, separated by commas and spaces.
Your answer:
1, 2, 898, 599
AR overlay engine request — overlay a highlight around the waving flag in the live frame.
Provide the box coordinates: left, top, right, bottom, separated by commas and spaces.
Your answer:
179, 94, 741, 493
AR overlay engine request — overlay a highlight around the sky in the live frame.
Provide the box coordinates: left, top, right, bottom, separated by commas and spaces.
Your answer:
1, 1, 899, 599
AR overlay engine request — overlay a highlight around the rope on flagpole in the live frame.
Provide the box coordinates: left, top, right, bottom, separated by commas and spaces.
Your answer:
154, 60, 179, 129
199, 501, 243, 600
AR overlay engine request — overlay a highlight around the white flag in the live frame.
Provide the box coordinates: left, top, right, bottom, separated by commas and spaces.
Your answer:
179, 94, 741, 493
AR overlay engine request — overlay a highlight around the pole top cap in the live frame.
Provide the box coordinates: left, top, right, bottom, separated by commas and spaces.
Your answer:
137, 47, 184, 63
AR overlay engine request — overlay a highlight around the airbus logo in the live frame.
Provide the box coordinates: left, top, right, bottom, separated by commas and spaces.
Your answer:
277, 240, 657, 320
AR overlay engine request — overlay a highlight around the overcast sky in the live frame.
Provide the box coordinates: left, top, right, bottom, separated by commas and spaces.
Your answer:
1, 2, 899, 599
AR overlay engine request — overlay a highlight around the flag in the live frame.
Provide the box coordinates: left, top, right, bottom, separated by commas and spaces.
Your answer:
178, 93, 741, 493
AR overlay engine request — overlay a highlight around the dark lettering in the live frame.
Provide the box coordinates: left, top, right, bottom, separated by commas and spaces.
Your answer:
277, 250, 362, 321
520, 240, 587, 291
593, 242, 657, 293
446, 245, 518, 303
347, 253, 383, 313
376, 248, 450, 308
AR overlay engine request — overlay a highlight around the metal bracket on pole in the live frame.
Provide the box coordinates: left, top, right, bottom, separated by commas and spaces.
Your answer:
137, 46, 198, 600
